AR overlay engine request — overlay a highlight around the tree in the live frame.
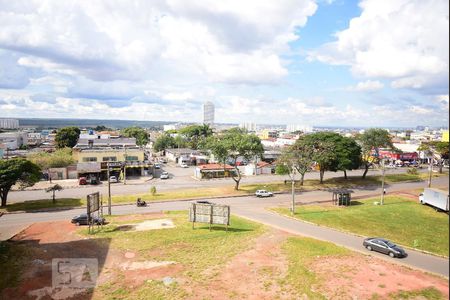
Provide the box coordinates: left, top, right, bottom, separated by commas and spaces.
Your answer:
121, 127, 149, 147
205, 128, 264, 190
276, 138, 316, 186
0, 159, 41, 207
335, 137, 362, 179
179, 124, 213, 149
45, 184, 63, 204
55, 127, 81, 148
153, 134, 177, 152
418, 141, 449, 173
28, 148, 74, 182
356, 128, 393, 179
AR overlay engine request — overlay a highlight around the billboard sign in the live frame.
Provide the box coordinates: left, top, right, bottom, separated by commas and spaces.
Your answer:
87, 192, 100, 215
189, 202, 230, 230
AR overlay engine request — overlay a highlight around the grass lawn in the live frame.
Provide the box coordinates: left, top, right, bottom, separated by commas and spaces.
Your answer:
79, 211, 266, 298
281, 236, 349, 299
273, 196, 449, 257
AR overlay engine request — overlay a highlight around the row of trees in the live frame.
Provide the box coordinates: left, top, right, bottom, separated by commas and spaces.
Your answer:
153, 124, 213, 152
277, 129, 394, 184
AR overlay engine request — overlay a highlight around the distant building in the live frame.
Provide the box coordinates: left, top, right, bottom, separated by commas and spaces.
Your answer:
239, 122, 257, 132
0, 118, 19, 129
203, 101, 215, 125
286, 124, 313, 133
442, 130, 449, 142
0, 132, 28, 150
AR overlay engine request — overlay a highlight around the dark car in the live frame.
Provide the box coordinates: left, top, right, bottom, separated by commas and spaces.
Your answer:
71, 213, 105, 226
363, 237, 406, 258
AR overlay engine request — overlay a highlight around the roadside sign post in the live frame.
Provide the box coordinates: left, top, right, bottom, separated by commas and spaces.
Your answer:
189, 202, 230, 232
87, 192, 101, 234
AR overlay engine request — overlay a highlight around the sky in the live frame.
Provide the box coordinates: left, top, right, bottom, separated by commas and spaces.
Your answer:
0, 0, 448, 128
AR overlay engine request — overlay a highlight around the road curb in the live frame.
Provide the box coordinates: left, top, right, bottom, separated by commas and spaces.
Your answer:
269, 209, 449, 260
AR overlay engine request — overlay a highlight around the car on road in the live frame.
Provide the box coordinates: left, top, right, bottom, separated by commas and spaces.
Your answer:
154, 163, 161, 169
71, 213, 105, 226
180, 163, 189, 168
255, 190, 273, 197
78, 177, 87, 185
160, 171, 169, 179
363, 237, 406, 258
109, 176, 119, 183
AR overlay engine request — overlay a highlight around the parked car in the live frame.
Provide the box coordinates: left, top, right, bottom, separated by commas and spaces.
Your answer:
160, 171, 169, 179
154, 163, 161, 169
255, 190, 273, 197
180, 163, 189, 168
78, 177, 87, 185
109, 176, 119, 183
71, 213, 105, 226
363, 237, 406, 258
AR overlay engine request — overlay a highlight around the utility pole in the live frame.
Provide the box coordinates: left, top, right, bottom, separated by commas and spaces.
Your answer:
380, 158, 386, 205
428, 156, 433, 188
107, 163, 112, 215
291, 167, 296, 215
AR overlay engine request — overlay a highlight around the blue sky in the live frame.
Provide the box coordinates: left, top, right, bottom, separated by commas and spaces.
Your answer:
0, 0, 448, 127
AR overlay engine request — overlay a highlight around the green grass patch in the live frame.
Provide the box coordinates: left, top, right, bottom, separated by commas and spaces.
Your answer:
273, 196, 449, 256
80, 211, 265, 283
0, 242, 32, 291
387, 287, 445, 300
0, 198, 85, 212
281, 236, 349, 298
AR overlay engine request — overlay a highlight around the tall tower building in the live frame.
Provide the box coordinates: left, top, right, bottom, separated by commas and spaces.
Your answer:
203, 101, 215, 125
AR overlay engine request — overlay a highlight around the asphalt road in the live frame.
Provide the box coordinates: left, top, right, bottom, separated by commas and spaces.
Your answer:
1, 177, 448, 277
6, 165, 442, 202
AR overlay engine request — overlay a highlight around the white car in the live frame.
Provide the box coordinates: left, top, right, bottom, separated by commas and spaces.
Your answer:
109, 176, 119, 183
180, 163, 189, 168
419, 193, 424, 204
255, 190, 273, 197
160, 171, 169, 179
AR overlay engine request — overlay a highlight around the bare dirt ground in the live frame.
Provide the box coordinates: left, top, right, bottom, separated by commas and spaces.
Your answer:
2, 214, 449, 300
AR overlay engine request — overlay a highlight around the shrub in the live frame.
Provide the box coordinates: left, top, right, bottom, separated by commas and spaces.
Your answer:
150, 186, 157, 196
406, 168, 418, 175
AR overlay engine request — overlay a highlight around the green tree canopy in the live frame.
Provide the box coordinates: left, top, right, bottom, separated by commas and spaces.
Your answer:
28, 148, 74, 170
178, 124, 213, 149
356, 128, 393, 178
55, 126, 81, 148
205, 128, 263, 190
153, 134, 177, 152
0, 158, 41, 206
45, 184, 63, 204
121, 127, 149, 146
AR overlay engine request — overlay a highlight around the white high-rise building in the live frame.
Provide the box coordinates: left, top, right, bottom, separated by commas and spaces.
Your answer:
0, 118, 19, 129
239, 122, 257, 132
286, 124, 313, 133
203, 101, 215, 125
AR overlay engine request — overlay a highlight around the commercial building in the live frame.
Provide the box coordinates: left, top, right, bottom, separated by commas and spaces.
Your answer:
0, 118, 19, 129
203, 101, 215, 125
73, 137, 150, 180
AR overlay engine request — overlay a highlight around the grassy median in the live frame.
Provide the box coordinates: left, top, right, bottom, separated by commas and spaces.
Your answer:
273, 196, 449, 257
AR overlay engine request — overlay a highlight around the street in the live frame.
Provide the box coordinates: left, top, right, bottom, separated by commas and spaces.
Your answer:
1, 176, 449, 277
7, 164, 442, 202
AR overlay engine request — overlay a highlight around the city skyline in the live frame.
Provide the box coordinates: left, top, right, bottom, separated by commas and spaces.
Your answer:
0, 1, 448, 127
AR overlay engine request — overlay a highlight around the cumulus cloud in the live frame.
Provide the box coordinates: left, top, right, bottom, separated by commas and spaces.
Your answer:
347, 80, 384, 92
309, 0, 449, 93
0, 0, 316, 84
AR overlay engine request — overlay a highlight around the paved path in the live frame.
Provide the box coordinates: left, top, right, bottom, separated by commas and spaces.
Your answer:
1, 178, 448, 277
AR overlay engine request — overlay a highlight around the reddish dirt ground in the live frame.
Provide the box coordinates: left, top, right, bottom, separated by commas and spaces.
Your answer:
310, 255, 449, 299
2, 217, 449, 299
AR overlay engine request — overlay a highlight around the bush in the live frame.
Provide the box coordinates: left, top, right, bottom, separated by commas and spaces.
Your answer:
150, 186, 157, 196
406, 168, 418, 175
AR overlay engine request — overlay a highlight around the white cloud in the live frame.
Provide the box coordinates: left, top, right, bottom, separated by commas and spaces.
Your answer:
0, 0, 317, 84
347, 80, 384, 92
309, 0, 449, 93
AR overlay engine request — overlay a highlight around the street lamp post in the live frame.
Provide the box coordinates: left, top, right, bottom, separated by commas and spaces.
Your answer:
380, 158, 386, 205
107, 163, 112, 215
291, 167, 296, 215
428, 156, 433, 188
